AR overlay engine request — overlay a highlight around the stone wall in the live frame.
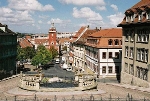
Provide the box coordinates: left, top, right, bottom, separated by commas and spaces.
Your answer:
121, 72, 150, 88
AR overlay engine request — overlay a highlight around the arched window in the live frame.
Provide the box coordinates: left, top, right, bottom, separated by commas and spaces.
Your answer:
114, 39, 119, 45
108, 39, 113, 45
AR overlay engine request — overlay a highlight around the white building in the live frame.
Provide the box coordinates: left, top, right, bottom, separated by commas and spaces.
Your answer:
85, 28, 122, 78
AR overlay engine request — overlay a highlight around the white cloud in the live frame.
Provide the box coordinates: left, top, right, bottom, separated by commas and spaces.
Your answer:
107, 12, 124, 27
39, 15, 49, 19
72, 7, 103, 22
96, 6, 106, 11
38, 20, 42, 24
0, 7, 34, 25
110, 4, 118, 11
59, 0, 105, 6
47, 18, 71, 24
8, 0, 54, 11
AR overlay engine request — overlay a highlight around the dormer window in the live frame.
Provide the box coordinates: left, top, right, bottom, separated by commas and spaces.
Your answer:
146, 11, 150, 20
114, 39, 119, 45
138, 13, 142, 21
130, 14, 134, 22
126, 15, 129, 22
108, 39, 113, 45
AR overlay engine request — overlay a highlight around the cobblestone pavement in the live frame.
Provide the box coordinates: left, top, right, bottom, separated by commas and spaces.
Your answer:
0, 76, 150, 101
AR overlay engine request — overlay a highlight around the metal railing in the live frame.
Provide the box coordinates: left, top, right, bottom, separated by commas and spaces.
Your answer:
0, 93, 149, 101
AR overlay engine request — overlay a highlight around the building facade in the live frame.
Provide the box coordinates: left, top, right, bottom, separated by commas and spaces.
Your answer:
118, 0, 150, 87
70, 26, 99, 73
0, 23, 17, 79
85, 28, 122, 78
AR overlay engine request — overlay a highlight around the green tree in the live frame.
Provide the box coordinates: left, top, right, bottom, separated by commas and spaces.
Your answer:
24, 46, 35, 59
17, 45, 26, 61
17, 46, 35, 62
31, 45, 52, 66
49, 46, 58, 59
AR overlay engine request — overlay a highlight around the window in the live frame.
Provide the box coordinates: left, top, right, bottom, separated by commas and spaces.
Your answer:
108, 66, 113, 73
102, 66, 106, 73
115, 52, 119, 59
125, 46, 128, 57
145, 50, 148, 62
146, 11, 150, 20
137, 30, 149, 43
109, 52, 112, 58
130, 30, 134, 41
136, 48, 149, 62
138, 13, 142, 21
137, 49, 140, 60
130, 47, 133, 58
114, 39, 119, 45
108, 39, 113, 45
141, 50, 144, 61
102, 52, 106, 59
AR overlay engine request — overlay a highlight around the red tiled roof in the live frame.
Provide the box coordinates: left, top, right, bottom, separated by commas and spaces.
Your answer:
34, 39, 48, 44
88, 28, 122, 38
85, 28, 122, 48
118, 0, 150, 26
19, 38, 33, 48
59, 38, 70, 43
73, 26, 87, 38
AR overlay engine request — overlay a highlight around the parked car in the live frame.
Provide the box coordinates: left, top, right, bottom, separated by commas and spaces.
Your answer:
55, 59, 60, 64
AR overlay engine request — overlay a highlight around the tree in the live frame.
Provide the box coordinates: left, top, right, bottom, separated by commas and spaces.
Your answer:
17, 46, 35, 62
17, 45, 26, 61
31, 45, 52, 66
24, 46, 35, 59
49, 46, 58, 59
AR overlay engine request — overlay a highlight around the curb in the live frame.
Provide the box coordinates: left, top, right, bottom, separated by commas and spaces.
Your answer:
0, 74, 19, 82
106, 83, 150, 94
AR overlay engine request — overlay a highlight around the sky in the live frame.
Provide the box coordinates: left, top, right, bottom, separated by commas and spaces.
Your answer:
0, 0, 140, 34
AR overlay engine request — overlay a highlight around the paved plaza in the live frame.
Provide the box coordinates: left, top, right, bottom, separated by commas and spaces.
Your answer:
0, 65, 150, 100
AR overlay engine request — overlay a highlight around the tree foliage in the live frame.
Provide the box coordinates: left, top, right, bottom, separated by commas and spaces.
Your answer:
31, 45, 52, 66
17, 46, 35, 61
49, 46, 58, 59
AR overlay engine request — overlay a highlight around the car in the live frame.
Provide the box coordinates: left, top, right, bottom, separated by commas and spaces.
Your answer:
55, 59, 60, 64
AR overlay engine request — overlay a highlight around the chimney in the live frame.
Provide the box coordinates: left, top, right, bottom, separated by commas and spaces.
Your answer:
100, 27, 102, 30
87, 25, 89, 28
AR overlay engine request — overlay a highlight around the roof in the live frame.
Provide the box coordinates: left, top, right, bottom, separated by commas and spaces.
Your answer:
59, 38, 70, 44
0, 23, 16, 35
71, 26, 88, 42
34, 39, 48, 44
118, 0, 150, 26
85, 28, 122, 48
19, 38, 34, 48
88, 28, 122, 38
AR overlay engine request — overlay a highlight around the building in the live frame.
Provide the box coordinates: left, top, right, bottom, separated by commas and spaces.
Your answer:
118, 0, 150, 87
48, 23, 58, 50
70, 26, 99, 73
85, 28, 122, 78
0, 23, 17, 79
57, 32, 76, 39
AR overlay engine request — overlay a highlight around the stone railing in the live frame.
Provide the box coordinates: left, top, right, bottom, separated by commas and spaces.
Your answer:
75, 73, 97, 91
19, 71, 42, 90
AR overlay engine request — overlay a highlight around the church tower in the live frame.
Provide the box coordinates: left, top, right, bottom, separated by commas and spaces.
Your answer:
48, 23, 57, 49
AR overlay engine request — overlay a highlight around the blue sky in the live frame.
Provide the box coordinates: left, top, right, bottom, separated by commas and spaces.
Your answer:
0, 0, 140, 33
